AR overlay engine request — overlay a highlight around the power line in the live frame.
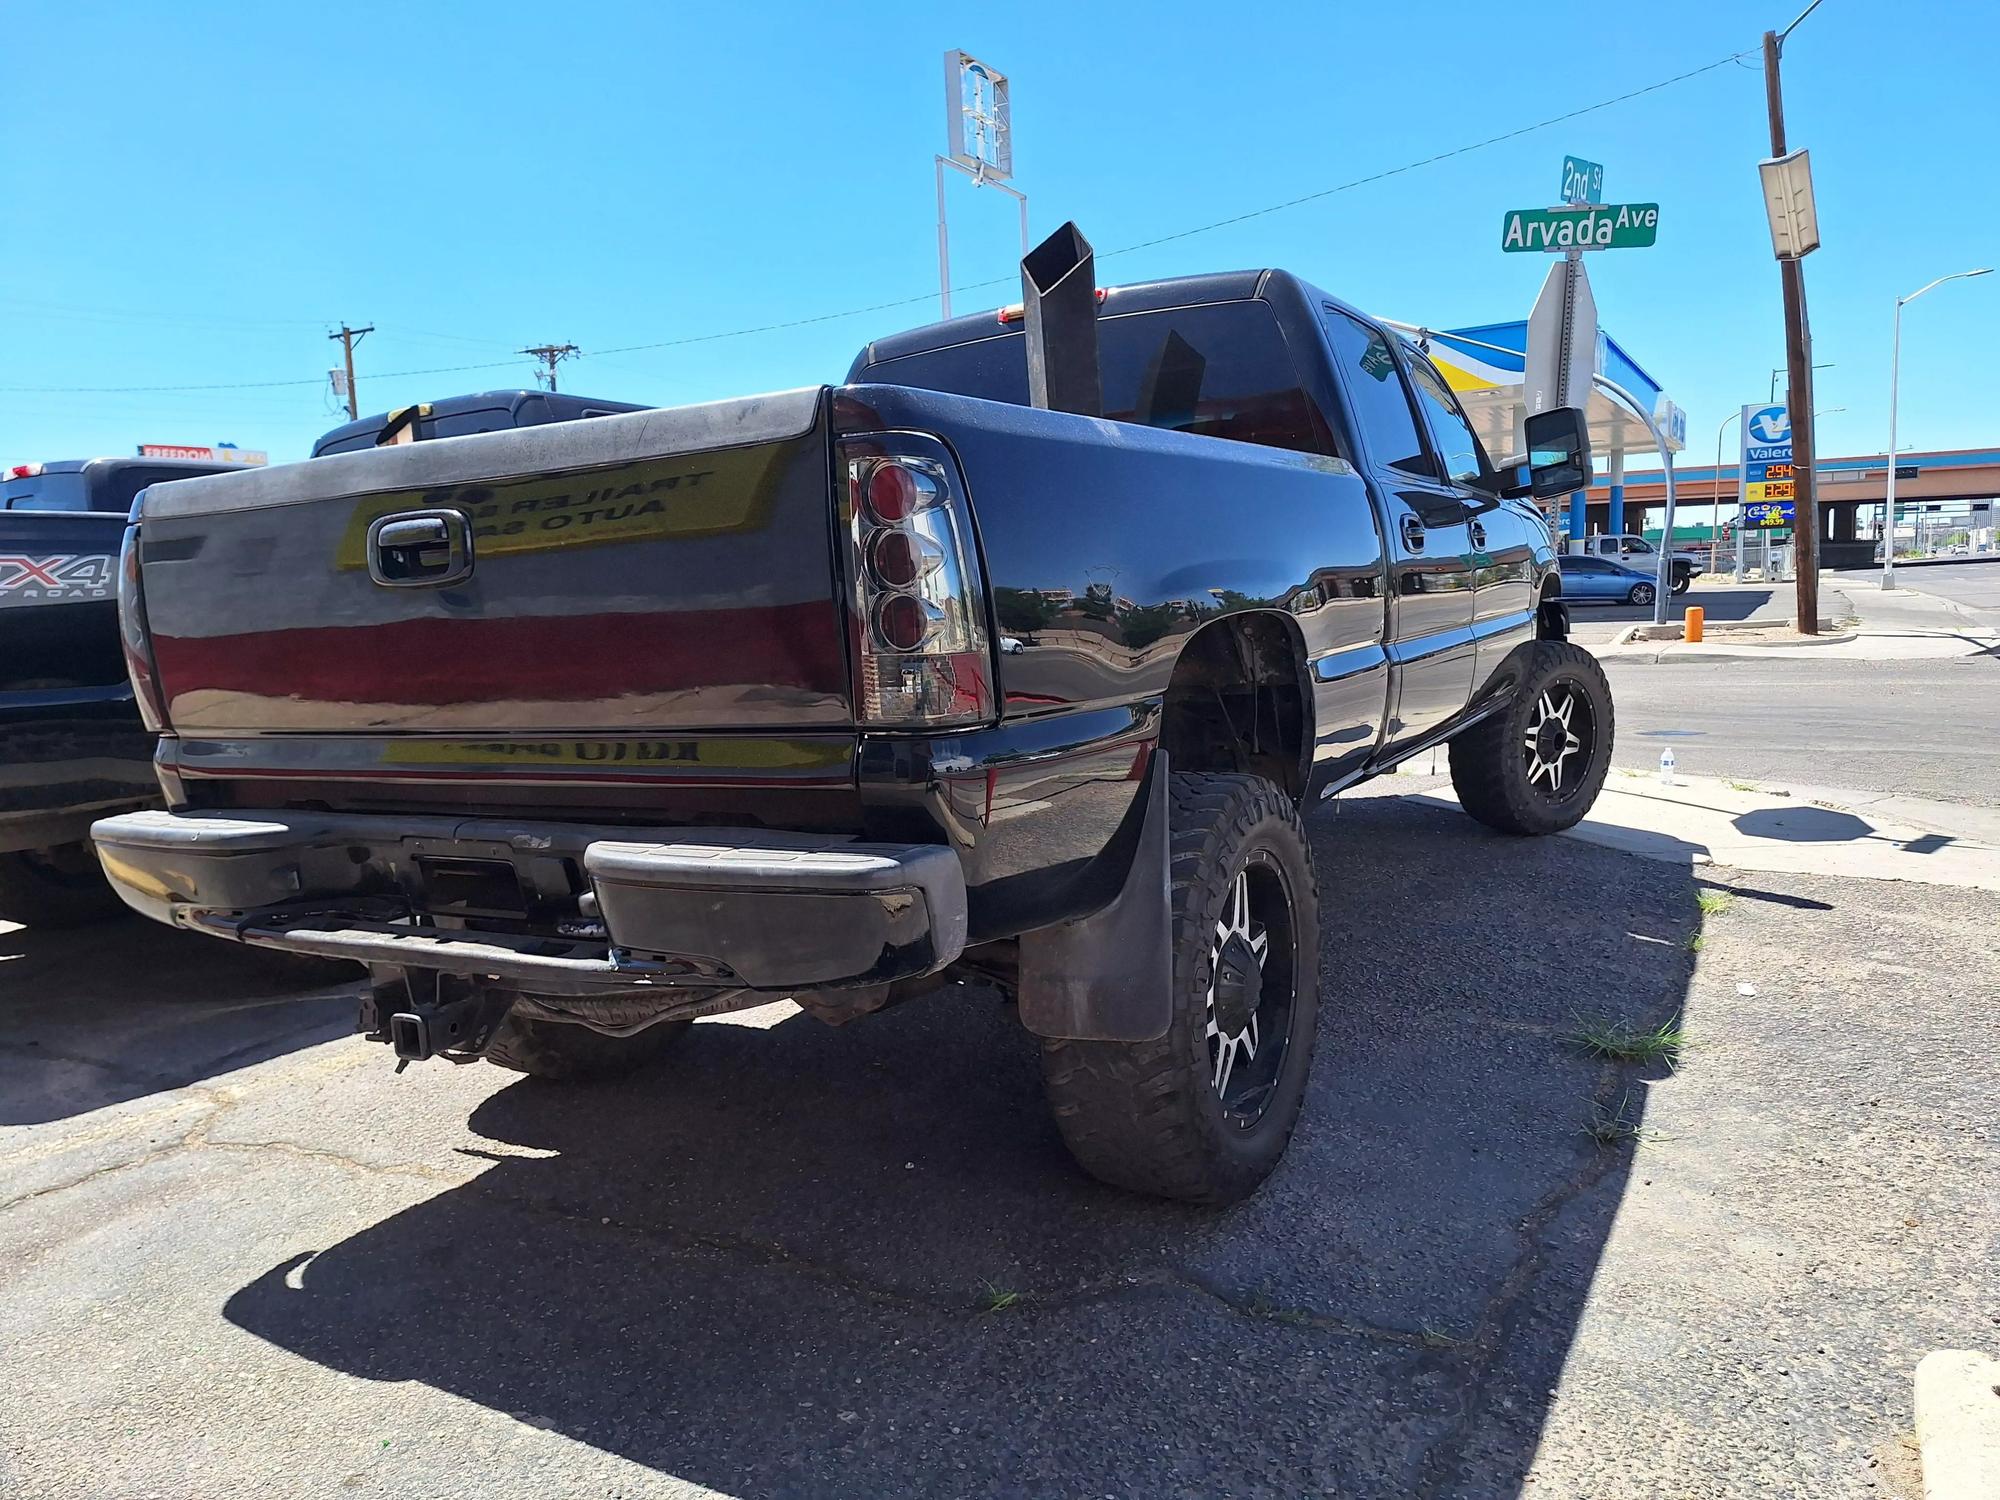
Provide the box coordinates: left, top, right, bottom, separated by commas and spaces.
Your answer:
1, 356, 523, 395
0, 48, 1751, 397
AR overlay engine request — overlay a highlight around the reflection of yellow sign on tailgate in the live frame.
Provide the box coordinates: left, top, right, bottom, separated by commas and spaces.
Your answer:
381, 737, 848, 772
335, 444, 787, 570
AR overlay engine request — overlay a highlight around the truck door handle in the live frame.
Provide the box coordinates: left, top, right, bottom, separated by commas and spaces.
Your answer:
367, 509, 474, 587
1468, 521, 1487, 550
1400, 514, 1425, 552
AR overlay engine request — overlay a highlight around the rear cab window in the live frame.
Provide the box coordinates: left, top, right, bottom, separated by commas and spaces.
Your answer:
854, 300, 1337, 457
2, 464, 199, 513
2, 472, 94, 511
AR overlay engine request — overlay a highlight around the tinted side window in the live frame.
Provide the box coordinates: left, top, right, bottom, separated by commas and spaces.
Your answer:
1404, 353, 1484, 484
857, 301, 1335, 455
1563, 557, 1610, 574
1319, 309, 1427, 474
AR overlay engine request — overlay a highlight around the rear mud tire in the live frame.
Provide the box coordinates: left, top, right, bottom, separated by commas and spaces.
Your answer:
0, 843, 127, 929
482, 1012, 691, 1082
1039, 772, 1320, 1205
1448, 640, 1615, 836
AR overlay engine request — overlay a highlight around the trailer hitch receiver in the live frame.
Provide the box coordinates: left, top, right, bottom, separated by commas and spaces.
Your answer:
359, 968, 513, 1070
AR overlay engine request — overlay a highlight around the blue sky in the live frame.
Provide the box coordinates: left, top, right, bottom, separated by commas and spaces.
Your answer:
4, 0, 1996, 477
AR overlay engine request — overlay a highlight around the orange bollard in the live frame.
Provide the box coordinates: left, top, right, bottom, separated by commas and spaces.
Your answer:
1684, 606, 1705, 643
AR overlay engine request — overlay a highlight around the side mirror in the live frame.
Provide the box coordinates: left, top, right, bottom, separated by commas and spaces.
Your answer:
1524, 407, 1593, 499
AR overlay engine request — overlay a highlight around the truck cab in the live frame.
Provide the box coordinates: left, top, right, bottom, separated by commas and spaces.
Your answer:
311, 390, 649, 456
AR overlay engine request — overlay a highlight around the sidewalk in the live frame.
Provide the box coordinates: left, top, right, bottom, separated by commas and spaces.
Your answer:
1394, 765, 2000, 893
1593, 576, 2000, 662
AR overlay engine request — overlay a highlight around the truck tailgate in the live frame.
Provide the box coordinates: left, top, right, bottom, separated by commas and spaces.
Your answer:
137, 389, 851, 738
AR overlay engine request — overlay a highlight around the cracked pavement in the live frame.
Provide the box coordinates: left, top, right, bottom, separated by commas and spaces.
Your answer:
2, 790, 1993, 1499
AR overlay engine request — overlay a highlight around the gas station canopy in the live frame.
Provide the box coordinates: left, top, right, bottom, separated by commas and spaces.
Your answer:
1398, 319, 1680, 466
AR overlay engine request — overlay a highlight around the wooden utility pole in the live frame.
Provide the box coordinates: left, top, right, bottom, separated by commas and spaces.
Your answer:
1763, 28, 1820, 635
521, 343, 579, 393
328, 324, 372, 421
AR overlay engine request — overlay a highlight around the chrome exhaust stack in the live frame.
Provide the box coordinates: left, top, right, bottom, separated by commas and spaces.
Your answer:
1021, 221, 1103, 418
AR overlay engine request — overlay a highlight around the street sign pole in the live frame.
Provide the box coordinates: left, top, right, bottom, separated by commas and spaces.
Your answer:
1525, 252, 1597, 548
936, 50, 1027, 320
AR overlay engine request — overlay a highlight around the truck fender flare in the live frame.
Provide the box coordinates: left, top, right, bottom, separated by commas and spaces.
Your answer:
1014, 749, 1174, 1042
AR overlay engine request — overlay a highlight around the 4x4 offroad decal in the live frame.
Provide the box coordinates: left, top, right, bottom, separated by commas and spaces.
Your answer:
0, 553, 116, 607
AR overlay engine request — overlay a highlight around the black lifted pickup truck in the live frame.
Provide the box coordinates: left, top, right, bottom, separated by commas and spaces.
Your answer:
1, 456, 245, 924
94, 227, 1613, 1202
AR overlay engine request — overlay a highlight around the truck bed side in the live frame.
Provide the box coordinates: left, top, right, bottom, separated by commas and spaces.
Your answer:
842, 383, 1392, 792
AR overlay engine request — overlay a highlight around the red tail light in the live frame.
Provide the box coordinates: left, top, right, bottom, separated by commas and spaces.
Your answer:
118, 524, 170, 733
836, 437, 994, 728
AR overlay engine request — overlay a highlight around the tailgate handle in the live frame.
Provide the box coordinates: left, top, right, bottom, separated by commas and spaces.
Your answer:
367, 509, 474, 587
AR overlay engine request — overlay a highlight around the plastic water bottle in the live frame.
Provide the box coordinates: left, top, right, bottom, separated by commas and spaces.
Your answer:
1658, 747, 1676, 786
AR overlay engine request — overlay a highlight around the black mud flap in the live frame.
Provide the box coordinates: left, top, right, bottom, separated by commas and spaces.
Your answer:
1015, 750, 1173, 1042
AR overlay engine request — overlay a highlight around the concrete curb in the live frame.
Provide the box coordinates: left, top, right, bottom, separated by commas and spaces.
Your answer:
1593, 623, 1990, 663
1914, 1350, 2000, 1500
1615, 617, 1844, 644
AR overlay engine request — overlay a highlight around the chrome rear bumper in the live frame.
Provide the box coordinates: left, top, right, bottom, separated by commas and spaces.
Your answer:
90, 808, 967, 995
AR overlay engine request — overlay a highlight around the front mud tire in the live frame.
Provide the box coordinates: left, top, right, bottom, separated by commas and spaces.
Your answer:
482, 1013, 691, 1082
1039, 772, 1320, 1205
1448, 640, 1615, 836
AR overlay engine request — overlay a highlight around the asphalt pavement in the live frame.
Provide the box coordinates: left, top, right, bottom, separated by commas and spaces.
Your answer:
1829, 559, 2000, 623
1601, 654, 2000, 808
1564, 582, 1783, 645
1569, 565, 2000, 806
3, 789, 1992, 1499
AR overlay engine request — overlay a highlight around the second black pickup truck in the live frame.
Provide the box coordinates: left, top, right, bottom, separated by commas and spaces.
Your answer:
94, 227, 1615, 1202
1, 456, 246, 924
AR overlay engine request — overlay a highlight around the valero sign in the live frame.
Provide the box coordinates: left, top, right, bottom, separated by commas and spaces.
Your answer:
1501, 203, 1660, 253
1740, 403, 1794, 521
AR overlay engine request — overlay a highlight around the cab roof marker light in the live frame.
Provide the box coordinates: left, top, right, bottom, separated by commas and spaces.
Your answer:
997, 287, 1109, 325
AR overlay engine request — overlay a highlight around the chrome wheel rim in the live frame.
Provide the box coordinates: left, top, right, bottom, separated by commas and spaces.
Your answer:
1523, 683, 1594, 801
1204, 855, 1296, 1125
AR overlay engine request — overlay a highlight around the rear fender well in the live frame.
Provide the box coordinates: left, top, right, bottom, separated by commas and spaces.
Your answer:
1157, 611, 1311, 801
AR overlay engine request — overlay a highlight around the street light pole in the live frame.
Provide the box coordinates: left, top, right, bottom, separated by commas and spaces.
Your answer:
1881, 268, 1992, 590
1713, 408, 1740, 567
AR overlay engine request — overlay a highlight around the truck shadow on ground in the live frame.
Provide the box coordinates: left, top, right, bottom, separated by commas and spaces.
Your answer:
223, 796, 1700, 1498
0, 917, 355, 1126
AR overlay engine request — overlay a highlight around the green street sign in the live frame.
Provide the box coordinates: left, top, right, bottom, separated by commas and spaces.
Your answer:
1501, 203, 1659, 253
1561, 155, 1604, 205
